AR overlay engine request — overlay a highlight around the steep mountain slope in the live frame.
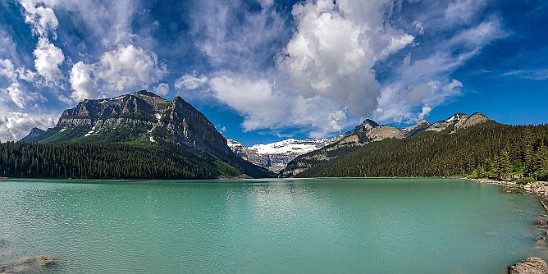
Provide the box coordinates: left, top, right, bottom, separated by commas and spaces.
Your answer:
296, 121, 548, 179
19, 90, 271, 179
281, 112, 491, 177
228, 138, 337, 172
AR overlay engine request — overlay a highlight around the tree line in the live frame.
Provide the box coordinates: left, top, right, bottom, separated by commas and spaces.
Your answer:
0, 141, 218, 179
297, 122, 548, 180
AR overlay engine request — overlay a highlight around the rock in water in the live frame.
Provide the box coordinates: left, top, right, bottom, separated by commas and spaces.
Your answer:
508, 257, 548, 274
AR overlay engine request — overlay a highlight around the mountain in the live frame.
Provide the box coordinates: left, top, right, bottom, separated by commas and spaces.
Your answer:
17, 90, 271, 179
20, 127, 45, 142
281, 112, 491, 177
227, 138, 338, 172
294, 121, 548, 180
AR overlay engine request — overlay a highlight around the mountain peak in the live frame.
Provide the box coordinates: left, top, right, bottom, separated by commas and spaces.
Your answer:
362, 119, 379, 128
402, 119, 431, 137
132, 90, 161, 98
445, 112, 469, 122
20, 127, 46, 142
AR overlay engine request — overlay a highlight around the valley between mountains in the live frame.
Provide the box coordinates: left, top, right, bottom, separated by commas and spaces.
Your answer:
2, 90, 547, 181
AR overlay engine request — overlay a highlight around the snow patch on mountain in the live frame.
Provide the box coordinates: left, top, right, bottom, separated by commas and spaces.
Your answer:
228, 138, 339, 172
250, 138, 333, 155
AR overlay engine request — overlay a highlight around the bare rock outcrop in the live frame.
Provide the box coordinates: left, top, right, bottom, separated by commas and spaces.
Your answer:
508, 257, 548, 274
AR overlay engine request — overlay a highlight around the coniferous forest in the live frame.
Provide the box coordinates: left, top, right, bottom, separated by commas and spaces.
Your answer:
296, 122, 548, 180
0, 142, 218, 179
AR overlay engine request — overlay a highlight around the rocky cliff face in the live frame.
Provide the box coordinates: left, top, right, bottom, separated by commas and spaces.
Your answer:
24, 90, 232, 156
21, 90, 271, 178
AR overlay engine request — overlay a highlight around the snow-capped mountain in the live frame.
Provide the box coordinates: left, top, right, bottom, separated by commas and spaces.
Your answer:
228, 138, 339, 172
250, 138, 334, 155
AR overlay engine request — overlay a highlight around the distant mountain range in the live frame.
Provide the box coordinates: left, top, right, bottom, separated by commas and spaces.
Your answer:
227, 138, 338, 172
281, 112, 490, 177
226, 112, 490, 174
13, 90, 271, 179
281, 113, 548, 180
8, 93, 547, 181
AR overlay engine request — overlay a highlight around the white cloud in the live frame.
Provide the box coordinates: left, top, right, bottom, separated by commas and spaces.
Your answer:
33, 38, 65, 86
153, 83, 169, 96
257, 0, 273, 9
372, 14, 504, 123
3, 82, 26, 109
191, 0, 288, 71
327, 110, 346, 133
502, 69, 548, 80
418, 105, 432, 120
65, 44, 168, 101
445, 0, 486, 24
0, 29, 18, 60
278, 0, 409, 118
191, 0, 422, 136
19, 0, 60, 38
0, 59, 17, 82
209, 73, 352, 136
69, 61, 98, 101
19, 0, 66, 87
50, 0, 138, 47
174, 72, 209, 90
0, 112, 57, 141
96, 44, 166, 92
16, 67, 36, 82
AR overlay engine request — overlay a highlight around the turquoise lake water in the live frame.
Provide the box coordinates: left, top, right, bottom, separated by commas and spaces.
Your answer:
0, 178, 546, 273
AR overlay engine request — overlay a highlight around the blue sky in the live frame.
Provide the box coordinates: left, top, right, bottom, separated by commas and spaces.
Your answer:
0, 0, 547, 146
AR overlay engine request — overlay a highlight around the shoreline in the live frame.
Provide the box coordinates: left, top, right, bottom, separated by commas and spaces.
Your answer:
467, 178, 548, 200
468, 178, 548, 273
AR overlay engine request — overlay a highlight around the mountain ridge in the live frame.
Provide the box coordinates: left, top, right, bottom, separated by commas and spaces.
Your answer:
281, 112, 491, 177
20, 90, 271, 179
227, 137, 338, 172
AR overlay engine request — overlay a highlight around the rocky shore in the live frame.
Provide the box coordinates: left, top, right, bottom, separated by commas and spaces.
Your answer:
0, 255, 55, 274
469, 179, 548, 273
469, 179, 548, 198
509, 257, 548, 274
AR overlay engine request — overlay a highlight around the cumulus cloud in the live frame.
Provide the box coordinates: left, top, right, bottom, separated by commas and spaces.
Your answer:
196, 0, 417, 136
2, 83, 26, 109
33, 38, 65, 85
19, 0, 60, 38
0, 112, 57, 141
174, 72, 209, 90
209, 73, 352, 136
277, 0, 413, 118
153, 83, 169, 96
18, 0, 66, 87
96, 44, 166, 92
69, 61, 98, 101
418, 105, 432, 121
66, 44, 168, 101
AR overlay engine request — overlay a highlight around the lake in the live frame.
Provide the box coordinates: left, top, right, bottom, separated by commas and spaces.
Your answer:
0, 178, 546, 273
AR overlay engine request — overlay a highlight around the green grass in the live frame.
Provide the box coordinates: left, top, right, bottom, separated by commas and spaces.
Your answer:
213, 160, 242, 177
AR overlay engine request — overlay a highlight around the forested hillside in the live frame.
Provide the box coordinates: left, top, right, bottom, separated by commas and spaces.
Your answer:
9, 91, 272, 179
0, 142, 220, 179
296, 122, 548, 180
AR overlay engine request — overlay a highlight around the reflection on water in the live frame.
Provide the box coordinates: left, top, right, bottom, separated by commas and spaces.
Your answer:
0, 178, 545, 273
